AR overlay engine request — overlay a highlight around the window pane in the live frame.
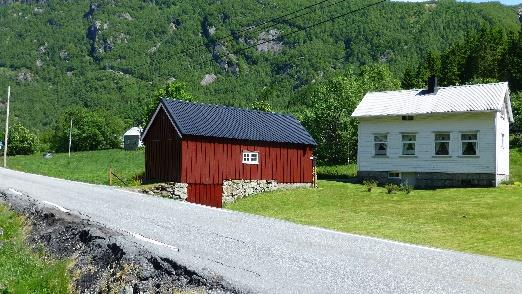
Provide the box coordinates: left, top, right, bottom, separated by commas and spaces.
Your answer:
435, 142, 449, 155
374, 135, 387, 142
375, 143, 387, 155
402, 143, 415, 155
461, 133, 477, 141
402, 134, 416, 142
462, 142, 477, 155
435, 133, 450, 141
251, 153, 258, 161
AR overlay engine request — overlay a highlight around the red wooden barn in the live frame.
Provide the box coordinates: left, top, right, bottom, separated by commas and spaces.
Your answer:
142, 99, 317, 207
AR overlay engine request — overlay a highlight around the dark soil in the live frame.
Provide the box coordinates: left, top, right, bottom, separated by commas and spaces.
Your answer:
0, 190, 239, 294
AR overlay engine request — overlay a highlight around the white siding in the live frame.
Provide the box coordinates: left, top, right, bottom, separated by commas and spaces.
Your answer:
357, 113, 497, 174
495, 98, 510, 181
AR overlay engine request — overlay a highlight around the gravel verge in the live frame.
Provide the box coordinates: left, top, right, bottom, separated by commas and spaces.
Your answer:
0, 189, 238, 294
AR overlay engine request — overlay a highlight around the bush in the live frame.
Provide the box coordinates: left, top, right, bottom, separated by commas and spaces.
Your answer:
52, 108, 126, 152
2, 122, 39, 156
385, 183, 399, 194
511, 134, 522, 148
363, 179, 378, 192
400, 182, 414, 194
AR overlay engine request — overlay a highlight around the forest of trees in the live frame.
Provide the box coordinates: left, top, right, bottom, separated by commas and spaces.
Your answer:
0, 0, 520, 162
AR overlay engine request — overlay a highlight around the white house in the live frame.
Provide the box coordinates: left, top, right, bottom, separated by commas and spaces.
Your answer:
123, 127, 143, 150
351, 79, 512, 187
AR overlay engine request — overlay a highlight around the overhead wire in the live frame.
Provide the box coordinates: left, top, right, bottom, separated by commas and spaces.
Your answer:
190, 0, 387, 69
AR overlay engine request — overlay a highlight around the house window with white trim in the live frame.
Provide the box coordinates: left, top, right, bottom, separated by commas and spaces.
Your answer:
374, 134, 388, 156
434, 133, 450, 155
242, 151, 259, 164
402, 134, 416, 155
461, 133, 478, 155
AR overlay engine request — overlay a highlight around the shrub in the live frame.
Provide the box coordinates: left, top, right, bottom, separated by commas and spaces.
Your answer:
363, 179, 378, 192
500, 179, 515, 185
52, 108, 126, 152
2, 122, 39, 156
400, 183, 414, 194
385, 183, 399, 194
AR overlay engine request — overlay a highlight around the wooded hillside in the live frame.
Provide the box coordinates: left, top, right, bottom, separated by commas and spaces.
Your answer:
0, 0, 520, 132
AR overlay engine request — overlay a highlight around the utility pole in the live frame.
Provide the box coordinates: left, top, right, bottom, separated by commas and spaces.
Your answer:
3, 86, 10, 168
68, 117, 73, 157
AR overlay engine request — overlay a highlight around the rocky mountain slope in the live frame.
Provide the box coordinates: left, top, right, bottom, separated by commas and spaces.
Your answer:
0, 0, 519, 130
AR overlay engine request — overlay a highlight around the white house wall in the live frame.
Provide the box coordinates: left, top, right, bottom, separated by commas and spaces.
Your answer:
357, 112, 497, 174
495, 100, 510, 181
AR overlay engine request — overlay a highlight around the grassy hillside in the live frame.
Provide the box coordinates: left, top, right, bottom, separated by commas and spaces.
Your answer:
0, 0, 519, 131
5, 149, 144, 185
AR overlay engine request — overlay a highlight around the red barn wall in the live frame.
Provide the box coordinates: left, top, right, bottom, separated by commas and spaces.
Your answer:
143, 108, 182, 183
180, 137, 314, 185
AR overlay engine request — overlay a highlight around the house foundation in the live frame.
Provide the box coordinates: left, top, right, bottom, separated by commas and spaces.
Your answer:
358, 171, 498, 188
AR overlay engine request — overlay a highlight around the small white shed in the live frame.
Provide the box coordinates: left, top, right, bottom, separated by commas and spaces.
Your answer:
123, 127, 143, 151
351, 80, 512, 187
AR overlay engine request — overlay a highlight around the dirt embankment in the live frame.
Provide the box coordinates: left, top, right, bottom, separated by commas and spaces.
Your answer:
0, 190, 238, 293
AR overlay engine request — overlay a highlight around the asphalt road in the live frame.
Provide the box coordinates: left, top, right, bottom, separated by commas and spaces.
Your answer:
1, 167, 521, 293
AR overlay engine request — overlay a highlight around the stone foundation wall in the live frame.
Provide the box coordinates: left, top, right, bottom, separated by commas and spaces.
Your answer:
140, 183, 188, 200
222, 180, 312, 204
358, 171, 497, 188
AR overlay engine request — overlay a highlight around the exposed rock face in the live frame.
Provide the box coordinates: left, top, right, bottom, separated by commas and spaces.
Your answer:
84, 3, 98, 19
0, 0, 47, 6
59, 50, 69, 60
117, 12, 133, 21
257, 29, 283, 53
86, 20, 113, 59
200, 73, 217, 86
212, 43, 239, 74
17, 70, 33, 81
222, 180, 312, 204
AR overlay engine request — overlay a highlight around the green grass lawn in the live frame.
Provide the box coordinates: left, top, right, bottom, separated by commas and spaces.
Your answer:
227, 148, 522, 260
226, 181, 522, 260
0, 205, 70, 293
3, 149, 144, 186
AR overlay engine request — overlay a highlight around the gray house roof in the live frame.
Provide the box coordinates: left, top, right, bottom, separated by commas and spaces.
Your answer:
352, 82, 512, 122
143, 99, 317, 146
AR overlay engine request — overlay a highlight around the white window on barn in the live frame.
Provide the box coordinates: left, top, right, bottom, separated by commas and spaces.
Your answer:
461, 133, 478, 155
434, 133, 450, 156
401, 134, 416, 156
242, 151, 259, 164
374, 134, 388, 156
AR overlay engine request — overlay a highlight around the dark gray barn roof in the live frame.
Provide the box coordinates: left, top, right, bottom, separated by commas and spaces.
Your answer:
157, 99, 317, 146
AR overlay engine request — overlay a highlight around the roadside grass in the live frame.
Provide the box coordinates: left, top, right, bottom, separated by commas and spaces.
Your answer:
226, 181, 522, 260
0, 204, 70, 293
4, 149, 144, 186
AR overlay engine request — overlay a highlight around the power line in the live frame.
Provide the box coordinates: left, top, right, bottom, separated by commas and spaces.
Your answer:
153, 0, 334, 58
173, 0, 353, 57
192, 0, 387, 69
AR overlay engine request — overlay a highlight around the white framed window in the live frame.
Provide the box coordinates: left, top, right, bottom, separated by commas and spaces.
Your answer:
402, 134, 416, 156
388, 171, 401, 179
242, 151, 259, 164
434, 133, 451, 156
461, 132, 478, 155
374, 134, 388, 156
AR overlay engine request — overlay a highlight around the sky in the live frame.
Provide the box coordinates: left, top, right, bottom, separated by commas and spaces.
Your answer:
395, 0, 521, 5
